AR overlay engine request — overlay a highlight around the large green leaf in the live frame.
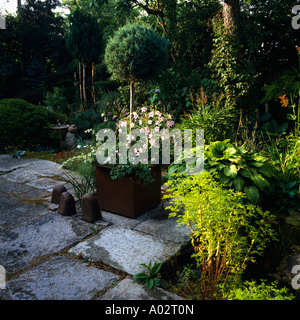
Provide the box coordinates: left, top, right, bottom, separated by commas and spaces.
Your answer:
244, 185, 259, 204
233, 176, 244, 191
252, 173, 270, 191
240, 169, 251, 178
223, 164, 238, 178
149, 261, 162, 276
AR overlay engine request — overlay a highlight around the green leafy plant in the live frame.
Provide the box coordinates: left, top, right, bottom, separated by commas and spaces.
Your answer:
164, 171, 276, 299
168, 139, 274, 204
180, 88, 238, 144
133, 260, 162, 290
224, 280, 294, 300
110, 163, 154, 185
63, 162, 96, 203
0, 98, 61, 151
204, 139, 274, 204
104, 22, 168, 116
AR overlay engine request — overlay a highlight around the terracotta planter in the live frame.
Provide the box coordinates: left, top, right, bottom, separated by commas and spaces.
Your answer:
95, 164, 161, 218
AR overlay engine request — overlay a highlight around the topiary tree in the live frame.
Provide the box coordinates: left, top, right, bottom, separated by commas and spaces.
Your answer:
104, 23, 168, 121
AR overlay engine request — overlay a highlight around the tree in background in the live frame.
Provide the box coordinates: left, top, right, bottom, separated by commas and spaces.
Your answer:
104, 23, 168, 120
66, 8, 103, 110
0, 0, 67, 101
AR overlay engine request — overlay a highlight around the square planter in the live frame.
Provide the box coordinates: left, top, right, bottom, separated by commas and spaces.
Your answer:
95, 164, 161, 218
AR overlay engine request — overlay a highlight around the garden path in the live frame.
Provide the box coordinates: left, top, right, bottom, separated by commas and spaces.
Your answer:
0, 155, 189, 300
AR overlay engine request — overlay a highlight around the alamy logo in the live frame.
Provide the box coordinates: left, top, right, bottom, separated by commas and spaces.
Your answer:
291, 265, 300, 290
0, 265, 5, 289
95, 127, 204, 176
292, 5, 300, 30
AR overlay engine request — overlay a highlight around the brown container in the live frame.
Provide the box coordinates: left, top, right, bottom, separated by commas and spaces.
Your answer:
95, 164, 161, 218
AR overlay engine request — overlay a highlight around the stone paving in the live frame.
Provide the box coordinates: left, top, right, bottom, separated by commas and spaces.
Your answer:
0, 155, 189, 300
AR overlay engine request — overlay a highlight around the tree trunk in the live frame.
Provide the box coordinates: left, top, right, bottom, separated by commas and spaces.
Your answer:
82, 59, 88, 110
78, 61, 83, 110
91, 61, 96, 110
223, 0, 240, 39
129, 79, 135, 127
17, 0, 22, 9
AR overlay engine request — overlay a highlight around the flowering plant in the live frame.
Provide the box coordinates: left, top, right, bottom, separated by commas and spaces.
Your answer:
62, 104, 176, 184
116, 104, 175, 162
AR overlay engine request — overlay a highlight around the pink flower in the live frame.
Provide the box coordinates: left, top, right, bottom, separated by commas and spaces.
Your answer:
167, 121, 175, 128
148, 120, 152, 125
149, 139, 156, 146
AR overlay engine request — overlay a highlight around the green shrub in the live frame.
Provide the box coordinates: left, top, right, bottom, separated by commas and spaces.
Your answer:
164, 171, 276, 299
168, 139, 274, 204
179, 89, 238, 144
204, 140, 274, 204
225, 280, 294, 300
69, 109, 102, 133
0, 98, 60, 150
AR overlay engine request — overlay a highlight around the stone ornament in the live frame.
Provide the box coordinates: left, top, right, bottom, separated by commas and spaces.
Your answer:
58, 191, 76, 216
81, 193, 102, 223
51, 184, 67, 204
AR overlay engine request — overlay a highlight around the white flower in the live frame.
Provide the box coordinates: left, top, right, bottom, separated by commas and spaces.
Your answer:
148, 120, 152, 125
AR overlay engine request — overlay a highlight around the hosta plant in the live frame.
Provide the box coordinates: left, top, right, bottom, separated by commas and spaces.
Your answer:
168, 139, 274, 204
204, 139, 274, 204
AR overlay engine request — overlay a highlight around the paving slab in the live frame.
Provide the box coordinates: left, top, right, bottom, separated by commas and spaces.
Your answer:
0, 212, 94, 273
25, 177, 67, 192
0, 256, 119, 300
0, 157, 40, 172
101, 277, 183, 300
100, 206, 161, 229
133, 211, 190, 244
69, 225, 184, 275
0, 193, 49, 230
0, 177, 33, 195
1, 159, 68, 183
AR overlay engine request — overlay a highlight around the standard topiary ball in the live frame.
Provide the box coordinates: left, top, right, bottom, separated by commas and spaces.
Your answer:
104, 23, 169, 82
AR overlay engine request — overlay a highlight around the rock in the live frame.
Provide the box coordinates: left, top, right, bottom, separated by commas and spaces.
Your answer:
64, 132, 76, 150
58, 191, 76, 216
101, 277, 183, 300
68, 124, 78, 134
51, 184, 67, 204
69, 225, 183, 275
81, 193, 102, 223
2, 256, 119, 300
